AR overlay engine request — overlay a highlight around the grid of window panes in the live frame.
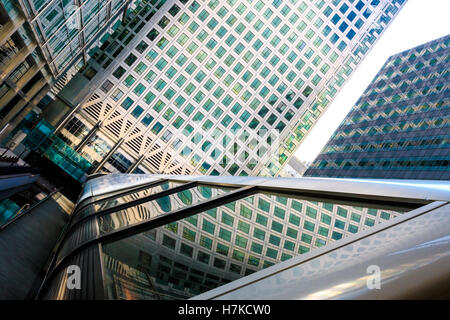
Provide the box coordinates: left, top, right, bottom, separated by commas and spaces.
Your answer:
260, 0, 407, 176
0, 3, 54, 120
97, 182, 401, 299
19, 0, 130, 74
305, 34, 450, 180
66, 0, 406, 176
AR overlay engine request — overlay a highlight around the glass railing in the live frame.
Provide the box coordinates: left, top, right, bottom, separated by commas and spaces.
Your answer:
23, 120, 92, 181
0, 185, 53, 228
44, 135, 92, 180
0, 198, 20, 226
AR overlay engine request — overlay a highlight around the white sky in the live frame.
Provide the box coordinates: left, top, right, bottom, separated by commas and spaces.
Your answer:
294, 0, 450, 163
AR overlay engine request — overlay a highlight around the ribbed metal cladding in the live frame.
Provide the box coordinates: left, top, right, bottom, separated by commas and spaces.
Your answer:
68, 205, 97, 227
41, 244, 105, 300
55, 217, 99, 266
66, 181, 197, 231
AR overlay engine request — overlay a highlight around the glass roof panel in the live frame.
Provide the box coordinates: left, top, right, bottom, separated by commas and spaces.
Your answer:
100, 191, 401, 300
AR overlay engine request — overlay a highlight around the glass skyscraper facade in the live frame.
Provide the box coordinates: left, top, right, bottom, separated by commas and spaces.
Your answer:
34, 0, 406, 180
0, 0, 133, 142
305, 35, 450, 180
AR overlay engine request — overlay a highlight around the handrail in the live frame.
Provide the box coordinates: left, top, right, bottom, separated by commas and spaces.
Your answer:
15, 203, 30, 216
0, 187, 62, 231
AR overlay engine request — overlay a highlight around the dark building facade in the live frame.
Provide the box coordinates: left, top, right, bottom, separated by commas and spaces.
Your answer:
305, 35, 450, 180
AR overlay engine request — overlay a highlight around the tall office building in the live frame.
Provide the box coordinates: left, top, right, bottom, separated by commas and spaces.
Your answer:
24, 0, 406, 181
0, 0, 135, 142
305, 35, 450, 180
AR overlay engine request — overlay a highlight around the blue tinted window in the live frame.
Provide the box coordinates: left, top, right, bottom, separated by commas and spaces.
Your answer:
133, 167, 145, 174
323, 6, 332, 17
346, 29, 356, 40
272, 0, 282, 8
355, 18, 363, 29
108, 152, 132, 173
380, 14, 391, 24
356, 0, 364, 11
331, 14, 340, 24
182, 146, 192, 156
337, 40, 347, 51
339, 3, 348, 13
121, 97, 134, 110
339, 21, 348, 32
131, 105, 144, 118
322, 25, 332, 36
207, 39, 217, 49
332, 231, 342, 240
141, 114, 154, 126
347, 11, 356, 21
330, 33, 339, 44
201, 162, 211, 171
151, 122, 163, 134
363, 8, 372, 18
297, 40, 306, 51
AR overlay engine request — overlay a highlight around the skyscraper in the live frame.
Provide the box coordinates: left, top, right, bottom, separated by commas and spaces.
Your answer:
305, 35, 450, 180
25, 0, 406, 181
0, 0, 134, 142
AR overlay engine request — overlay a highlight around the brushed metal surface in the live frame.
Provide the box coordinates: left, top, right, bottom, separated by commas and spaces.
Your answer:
192, 202, 450, 300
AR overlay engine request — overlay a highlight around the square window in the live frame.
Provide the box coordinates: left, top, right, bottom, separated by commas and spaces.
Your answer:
266, 248, 278, 259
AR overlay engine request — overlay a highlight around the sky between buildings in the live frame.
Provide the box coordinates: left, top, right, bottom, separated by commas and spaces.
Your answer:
294, 0, 450, 163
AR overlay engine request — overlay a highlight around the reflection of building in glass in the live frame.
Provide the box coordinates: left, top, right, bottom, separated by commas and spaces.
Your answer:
279, 156, 310, 177
29, 0, 406, 181
40, 174, 419, 300
305, 35, 450, 180
101, 190, 399, 299
0, 0, 133, 142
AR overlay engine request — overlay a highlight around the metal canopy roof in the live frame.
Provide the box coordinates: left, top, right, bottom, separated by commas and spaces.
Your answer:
43, 173, 448, 300
79, 174, 450, 205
